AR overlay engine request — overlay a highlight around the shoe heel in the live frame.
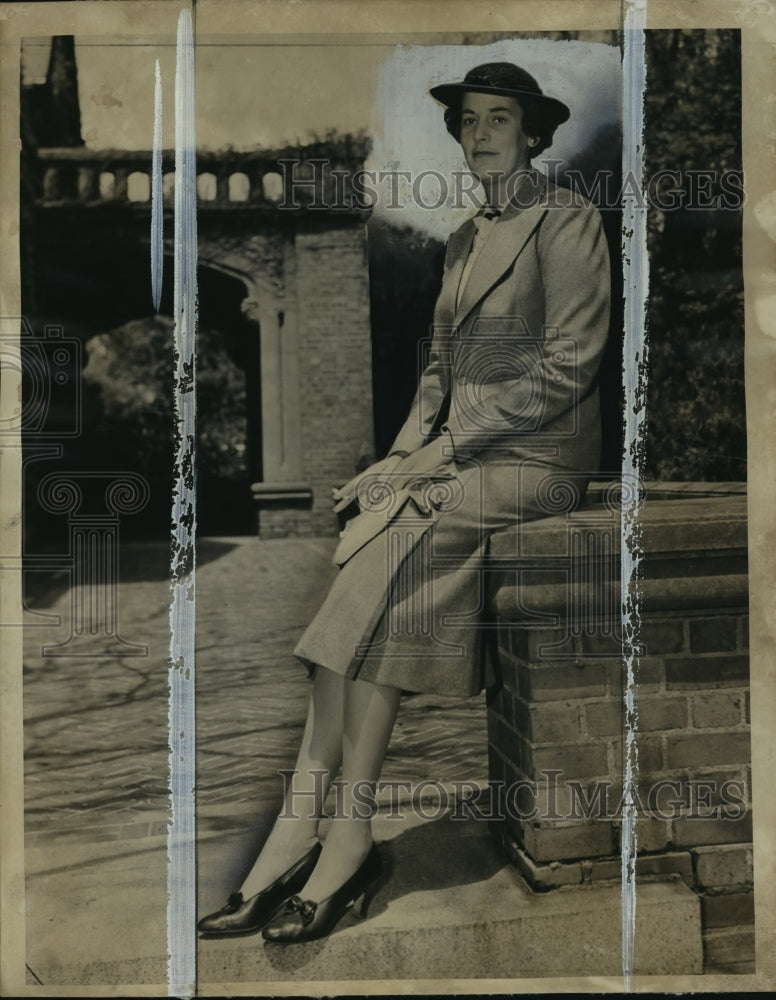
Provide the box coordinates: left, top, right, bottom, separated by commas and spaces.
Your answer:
352, 873, 383, 920
352, 890, 370, 920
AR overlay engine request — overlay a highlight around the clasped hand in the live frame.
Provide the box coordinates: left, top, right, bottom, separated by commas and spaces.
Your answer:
331, 438, 456, 515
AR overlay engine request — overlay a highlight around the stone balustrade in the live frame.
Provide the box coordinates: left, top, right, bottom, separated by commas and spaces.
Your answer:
34, 138, 371, 212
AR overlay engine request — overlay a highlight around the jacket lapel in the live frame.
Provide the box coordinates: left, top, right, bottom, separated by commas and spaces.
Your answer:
453, 171, 549, 329
434, 221, 475, 329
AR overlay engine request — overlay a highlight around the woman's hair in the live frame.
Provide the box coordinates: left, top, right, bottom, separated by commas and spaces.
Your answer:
443, 93, 557, 158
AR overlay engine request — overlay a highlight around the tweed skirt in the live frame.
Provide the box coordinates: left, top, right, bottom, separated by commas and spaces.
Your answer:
293, 455, 583, 697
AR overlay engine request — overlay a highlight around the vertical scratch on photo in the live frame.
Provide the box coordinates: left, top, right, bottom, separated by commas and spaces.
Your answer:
152, 58, 163, 314
621, 0, 648, 988
168, 7, 198, 998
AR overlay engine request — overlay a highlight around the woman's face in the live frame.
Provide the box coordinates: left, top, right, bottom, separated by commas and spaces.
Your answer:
459, 91, 532, 190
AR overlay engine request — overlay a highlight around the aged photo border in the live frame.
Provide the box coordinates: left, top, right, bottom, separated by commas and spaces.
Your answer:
1, 0, 775, 995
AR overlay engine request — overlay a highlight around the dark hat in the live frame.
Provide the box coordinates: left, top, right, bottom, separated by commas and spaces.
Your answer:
429, 62, 570, 126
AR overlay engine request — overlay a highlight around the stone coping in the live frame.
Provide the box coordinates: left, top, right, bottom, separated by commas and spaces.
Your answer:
251, 481, 313, 504
586, 480, 746, 501
492, 573, 750, 619
489, 482, 748, 619
489, 481, 748, 560
35, 138, 371, 165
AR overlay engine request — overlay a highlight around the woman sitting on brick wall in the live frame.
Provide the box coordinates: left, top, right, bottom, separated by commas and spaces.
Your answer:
198, 61, 611, 944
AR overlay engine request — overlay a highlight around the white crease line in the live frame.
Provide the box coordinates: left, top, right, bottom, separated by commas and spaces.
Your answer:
152, 58, 163, 314
167, 8, 198, 997
621, 0, 648, 988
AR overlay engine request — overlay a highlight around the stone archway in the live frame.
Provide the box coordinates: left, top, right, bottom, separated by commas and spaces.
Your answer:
29, 136, 376, 539
193, 263, 263, 535
21, 234, 268, 537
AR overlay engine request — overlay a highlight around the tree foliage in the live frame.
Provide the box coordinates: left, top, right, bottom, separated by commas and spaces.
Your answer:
644, 29, 745, 481
83, 314, 249, 485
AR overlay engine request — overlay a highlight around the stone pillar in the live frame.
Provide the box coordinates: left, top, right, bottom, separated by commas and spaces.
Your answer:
244, 214, 374, 539
243, 287, 314, 539
113, 168, 129, 201
215, 170, 229, 204
78, 165, 98, 201
42, 167, 59, 201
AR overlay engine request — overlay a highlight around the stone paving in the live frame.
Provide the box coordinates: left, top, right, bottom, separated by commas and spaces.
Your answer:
22, 534, 488, 846
18, 534, 740, 986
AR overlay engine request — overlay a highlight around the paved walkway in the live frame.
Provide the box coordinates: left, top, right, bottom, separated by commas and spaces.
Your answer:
19, 533, 490, 987
17, 535, 721, 988
23, 534, 488, 844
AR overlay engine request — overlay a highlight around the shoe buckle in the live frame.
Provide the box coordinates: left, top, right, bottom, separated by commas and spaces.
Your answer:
299, 899, 317, 925
285, 894, 317, 925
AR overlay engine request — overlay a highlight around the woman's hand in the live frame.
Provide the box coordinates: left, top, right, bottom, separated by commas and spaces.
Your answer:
331, 437, 457, 514
331, 453, 405, 514
387, 435, 455, 485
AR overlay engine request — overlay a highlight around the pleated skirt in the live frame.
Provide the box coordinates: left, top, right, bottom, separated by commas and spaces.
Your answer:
294, 456, 583, 697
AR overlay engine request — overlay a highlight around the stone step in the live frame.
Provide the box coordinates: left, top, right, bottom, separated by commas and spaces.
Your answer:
24, 806, 703, 988
198, 809, 703, 985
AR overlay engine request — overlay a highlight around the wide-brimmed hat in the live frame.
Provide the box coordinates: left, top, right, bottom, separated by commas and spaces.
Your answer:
429, 62, 570, 126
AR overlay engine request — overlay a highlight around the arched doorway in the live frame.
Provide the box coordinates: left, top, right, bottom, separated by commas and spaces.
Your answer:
23, 235, 262, 539
196, 265, 261, 536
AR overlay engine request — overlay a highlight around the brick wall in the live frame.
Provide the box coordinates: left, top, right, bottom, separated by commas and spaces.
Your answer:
257, 507, 314, 539
486, 483, 753, 971
295, 217, 374, 537
223, 211, 374, 539
694, 842, 755, 971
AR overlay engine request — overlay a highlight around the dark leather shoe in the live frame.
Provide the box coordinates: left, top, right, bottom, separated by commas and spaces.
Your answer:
198, 841, 322, 937
261, 843, 384, 944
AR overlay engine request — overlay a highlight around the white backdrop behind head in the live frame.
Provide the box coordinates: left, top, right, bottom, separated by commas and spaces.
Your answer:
368, 39, 622, 239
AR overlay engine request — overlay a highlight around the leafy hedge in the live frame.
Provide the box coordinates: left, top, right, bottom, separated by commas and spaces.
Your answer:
644, 29, 745, 480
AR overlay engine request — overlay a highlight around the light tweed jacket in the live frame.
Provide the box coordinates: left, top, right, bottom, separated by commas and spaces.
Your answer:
295, 169, 611, 696
333, 169, 611, 569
